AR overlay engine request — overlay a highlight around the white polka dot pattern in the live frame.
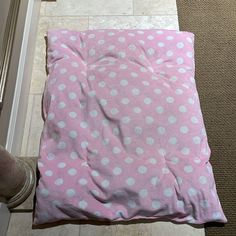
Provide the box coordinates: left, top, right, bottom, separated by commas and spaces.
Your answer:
35, 29, 227, 225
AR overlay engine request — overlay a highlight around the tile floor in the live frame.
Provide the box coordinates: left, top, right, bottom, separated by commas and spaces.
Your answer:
7, 0, 205, 235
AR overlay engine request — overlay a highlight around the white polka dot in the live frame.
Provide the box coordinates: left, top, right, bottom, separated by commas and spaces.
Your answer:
121, 98, 130, 105
147, 48, 155, 56
178, 68, 187, 73
151, 176, 159, 186
148, 158, 157, 164
158, 42, 165, 47
125, 157, 133, 164
152, 200, 161, 209
118, 51, 126, 58
121, 116, 131, 124
120, 64, 128, 70
58, 84, 66, 91
153, 88, 162, 96
157, 127, 166, 135
187, 51, 193, 58
60, 68, 67, 74
89, 48, 96, 56
166, 50, 173, 57
166, 35, 174, 40
120, 79, 128, 86
126, 177, 135, 186
66, 189, 76, 198
58, 102, 66, 109
177, 200, 184, 209
162, 167, 170, 174
102, 138, 109, 145
156, 59, 164, 65
181, 147, 190, 155
47, 113, 55, 120
184, 165, 193, 173
55, 178, 64, 186
101, 157, 109, 166
57, 162, 66, 168
156, 106, 164, 114
191, 116, 199, 124
179, 105, 187, 113
68, 168, 77, 176
91, 189, 99, 196
134, 127, 143, 135
147, 35, 154, 40
45, 170, 53, 176
193, 136, 201, 144
194, 158, 201, 164
57, 141, 66, 149
99, 99, 107, 106
200, 200, 209, 209
175, 88, 184, 95
164, 188, 173, 197
168, 115, 177, 124
98, 39, 105, 45
188, 188, 197, 196
132, 88, 140, 95
139, 189, 148, 198
88, 90, 96, 97
108, 72, 117, 78
146, 137, 155, 145
138, 166, 147, 174
118, 37, 126, 43
158, 148, 166, 156
188, 98, 195, 104
110, 108, 119, 115
101, 180, 110, 188
40, 188, 49, 197
71, 62, 79, 68
91, 170, 99, 177
81, 141, 88, 149
171, 157, 179, 164
78, 200, 88, 209
69, 130, 77, 139
131, 72, 138, 78
166, 96, 175, 103
176, 176, 183, 185
80, 121, 88, 129
145, 116, 154, 124
124, 137, 132, 145
180, 126, 189, 134
177, 42, 185, 49
47, 153, 55, 161
110, 89, 118, 96
144, 97, 152, 104
133, 107, 142, 113
169, 137, 177, 145
69, 112, 77, 118
51, 36, 57, 42
199, 176, 207, 184
212, 212, 222, 220
113, 167, 122, 175
128, 200, 137, 208
89, 110, 98, 117
79, 178, 88, 186
136, 147, 144, 155
113, 147, 121, 154
177, 57, 184, 64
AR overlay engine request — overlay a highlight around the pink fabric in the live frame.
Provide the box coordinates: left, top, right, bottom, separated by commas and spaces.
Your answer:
34, 29, 227, 225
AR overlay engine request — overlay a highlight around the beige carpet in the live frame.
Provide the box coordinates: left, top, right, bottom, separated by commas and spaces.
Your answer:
176, 1, 236, 235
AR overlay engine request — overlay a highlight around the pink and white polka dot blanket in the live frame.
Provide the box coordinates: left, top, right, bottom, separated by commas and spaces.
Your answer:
34, 29, 227, 225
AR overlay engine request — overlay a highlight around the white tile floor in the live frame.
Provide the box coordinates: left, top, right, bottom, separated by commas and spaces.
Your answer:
8, 1, 205, 235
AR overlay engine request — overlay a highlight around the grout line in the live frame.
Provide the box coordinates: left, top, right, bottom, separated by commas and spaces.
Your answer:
43, 13, 178, 17
132, 0, 135, 16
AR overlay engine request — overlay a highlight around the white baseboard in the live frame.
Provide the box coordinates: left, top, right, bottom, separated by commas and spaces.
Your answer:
0, 203, 10, 236
6, 0, 41, 155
